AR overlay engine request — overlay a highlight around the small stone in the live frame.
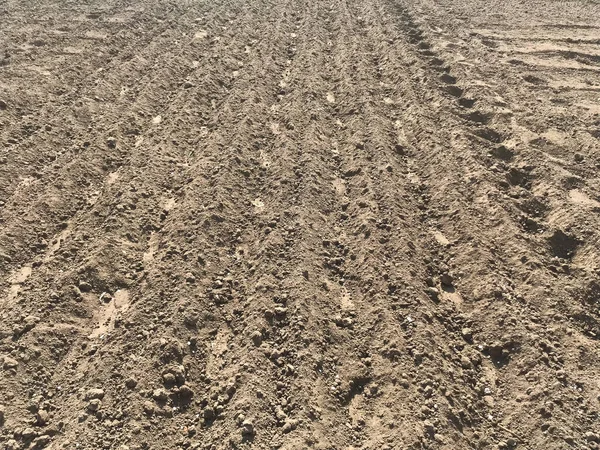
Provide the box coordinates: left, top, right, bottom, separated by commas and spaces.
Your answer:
86, 399, 102, 412
5, 440, 18, 450
0, 404, 5, 424
183, 81, 194, 89
85, 388, 105, 400
107, 137, 117, 148
0, 99, 7, 110
241, 419, 255, 436
125, 377, 137, 389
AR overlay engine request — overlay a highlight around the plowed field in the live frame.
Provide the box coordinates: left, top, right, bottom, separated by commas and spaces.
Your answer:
1, 0, 599, 449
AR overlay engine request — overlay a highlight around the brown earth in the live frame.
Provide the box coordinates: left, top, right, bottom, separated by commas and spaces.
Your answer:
1, 0, 599, 448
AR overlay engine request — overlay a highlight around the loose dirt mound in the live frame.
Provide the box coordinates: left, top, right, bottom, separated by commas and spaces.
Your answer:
1, 0, 599, 449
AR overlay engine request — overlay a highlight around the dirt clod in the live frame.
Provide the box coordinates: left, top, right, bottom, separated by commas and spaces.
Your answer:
440, 272, 453, 286
241, 419, 255, 436
152, 388, 169, 402
2, 356, 18, 370
84, 389, 105, 400
36, 410, 49, 426
461, 327, 473, 338
78, 281, 92, 293
86, 399, 102, 412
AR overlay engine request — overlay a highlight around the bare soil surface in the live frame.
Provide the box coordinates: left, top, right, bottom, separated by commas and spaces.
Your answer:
1, 0, 599, 449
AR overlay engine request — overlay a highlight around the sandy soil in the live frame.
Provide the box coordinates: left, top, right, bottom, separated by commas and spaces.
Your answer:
1, 0, 599, 449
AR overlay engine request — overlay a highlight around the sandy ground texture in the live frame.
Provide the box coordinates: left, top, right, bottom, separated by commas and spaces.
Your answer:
1, 0, 600, 448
